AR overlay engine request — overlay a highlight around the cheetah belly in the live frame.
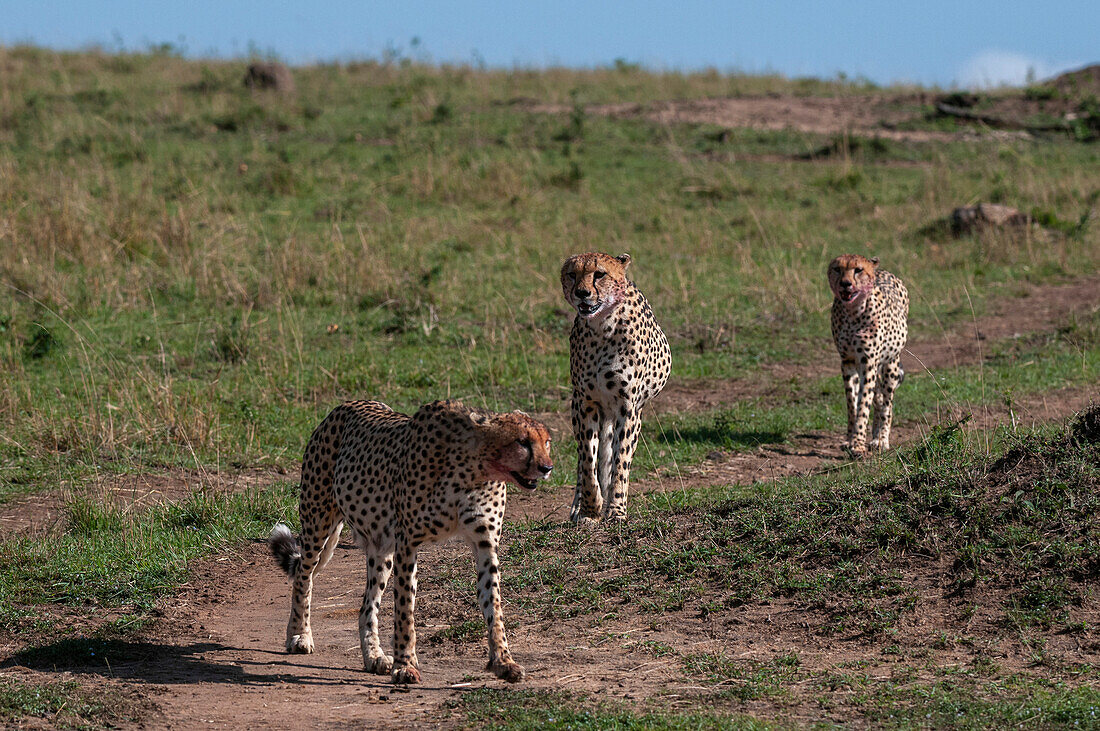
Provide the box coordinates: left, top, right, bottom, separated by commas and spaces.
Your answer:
588, 350, 636, 406
635, 353, 668, 406
398, 491, 462, 545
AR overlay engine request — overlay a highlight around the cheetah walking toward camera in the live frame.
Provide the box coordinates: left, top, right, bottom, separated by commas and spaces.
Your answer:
561, 252, 671, 522
828, 254, 909, 456
268, 399, 553, 684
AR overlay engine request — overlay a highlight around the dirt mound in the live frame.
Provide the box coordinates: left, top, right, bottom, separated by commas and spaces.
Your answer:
1071, 402, 1100, 445
1048, 64, 1100, 97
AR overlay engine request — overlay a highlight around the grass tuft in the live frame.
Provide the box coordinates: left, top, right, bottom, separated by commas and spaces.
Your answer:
0, 676, 139, 729
503, 419, 1099, 635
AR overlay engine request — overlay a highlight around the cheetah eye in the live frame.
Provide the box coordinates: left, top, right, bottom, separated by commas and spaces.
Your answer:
593, 271, 606, 280
853, 267, 863, 274
518, 438, 532, 451
565, 272, 575, 281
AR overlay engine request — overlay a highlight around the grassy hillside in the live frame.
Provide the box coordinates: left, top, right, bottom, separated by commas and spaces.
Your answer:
2, 47, 1098, 496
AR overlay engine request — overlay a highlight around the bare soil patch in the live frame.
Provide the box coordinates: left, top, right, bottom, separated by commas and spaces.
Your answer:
530, 93, 1042, 143
531, 69, 1100, 143
532, 94, 946, 142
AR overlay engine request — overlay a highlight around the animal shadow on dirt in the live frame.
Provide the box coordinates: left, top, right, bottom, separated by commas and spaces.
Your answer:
2, 638, 360, 688
667, 424, 787, 450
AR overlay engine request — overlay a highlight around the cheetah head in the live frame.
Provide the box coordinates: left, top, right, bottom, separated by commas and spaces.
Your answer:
470, 411, 553, 491
828, 254, 878, 306
560, 252, 632, 320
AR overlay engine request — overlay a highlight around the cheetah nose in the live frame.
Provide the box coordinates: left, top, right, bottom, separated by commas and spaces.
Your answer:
537, 463, 553, 476
575, 288, 591, 300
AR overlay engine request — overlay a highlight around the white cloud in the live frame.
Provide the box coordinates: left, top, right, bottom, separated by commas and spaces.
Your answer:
958, 50, 1081, 89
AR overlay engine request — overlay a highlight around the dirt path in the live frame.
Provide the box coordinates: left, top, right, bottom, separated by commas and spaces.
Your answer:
2, 277, 1098, 728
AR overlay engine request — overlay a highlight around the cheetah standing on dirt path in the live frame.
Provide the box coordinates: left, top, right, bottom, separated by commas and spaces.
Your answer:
828, 254, 909, 456
561, 252, 671, 522
268, 399, 553, 684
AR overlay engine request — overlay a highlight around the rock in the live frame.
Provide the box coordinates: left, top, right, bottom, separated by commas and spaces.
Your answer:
950, 203, 1030, 235
243, 62, 295, 93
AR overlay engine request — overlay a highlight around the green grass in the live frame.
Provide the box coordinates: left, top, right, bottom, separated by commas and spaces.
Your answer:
0, 675, 137, 729
446, 689, 776, 730
861, 676, 1100, 729
683, 651, 803, 701
498, 412, 1099, 635
634, 323, 1100, 476
443, 681, 1100, 730
0, 483, 298, 636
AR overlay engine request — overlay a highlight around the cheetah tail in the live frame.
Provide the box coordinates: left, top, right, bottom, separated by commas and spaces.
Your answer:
268, 523, 301, 577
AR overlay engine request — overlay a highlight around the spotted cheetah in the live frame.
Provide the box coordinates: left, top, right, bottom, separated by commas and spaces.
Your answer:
268, 399, 553, 684
828, 254, 909, 456
561, 252, 671, 522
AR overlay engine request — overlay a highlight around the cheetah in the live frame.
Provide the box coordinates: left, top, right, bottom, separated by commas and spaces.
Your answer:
828, 254, 909, 456
561, 252, 671, 522
268, 399, 553, 684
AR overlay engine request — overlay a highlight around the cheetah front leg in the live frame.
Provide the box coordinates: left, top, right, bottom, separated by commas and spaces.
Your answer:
841, 357, 878, 457
603, 406, 640, 522
840, 358, 861, 453
358, 542, 395, 675
870, 357, 903, 452
390, 534, 421, 684
472, 536, 525, 682
570, 395, 604, 523
849, 359, 879, 457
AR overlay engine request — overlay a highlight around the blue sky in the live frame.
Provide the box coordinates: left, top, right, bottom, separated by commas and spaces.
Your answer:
3, 1, 1096, 88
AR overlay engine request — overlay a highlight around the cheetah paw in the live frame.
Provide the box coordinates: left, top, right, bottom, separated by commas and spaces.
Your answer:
868, 439, 889, 453
488, 661, 526, 683
843, 442, 869, 459
286, 633, 314, 654
392, 664, 422, 684
365, 653, 393, 675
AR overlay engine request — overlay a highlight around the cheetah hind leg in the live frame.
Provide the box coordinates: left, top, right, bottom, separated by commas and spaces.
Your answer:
282, 518, 342, 654
358, 536, 395, 675
597, 417, 614, 507
839, 360, 864, 455
569, 408, 607, 524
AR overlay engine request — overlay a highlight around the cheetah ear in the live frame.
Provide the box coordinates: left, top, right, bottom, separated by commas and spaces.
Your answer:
870, 257, 880, 265
616, 253, 632, 269
468, 412, 491, 427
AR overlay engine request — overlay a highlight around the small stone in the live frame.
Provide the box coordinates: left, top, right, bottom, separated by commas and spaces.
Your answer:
950, 203, 1030, 235
243, 62, 295, 93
